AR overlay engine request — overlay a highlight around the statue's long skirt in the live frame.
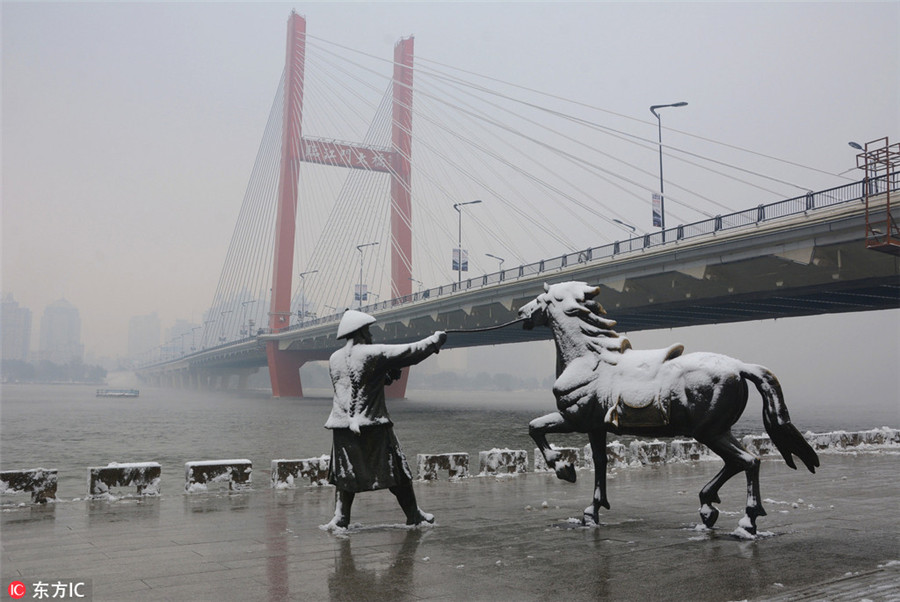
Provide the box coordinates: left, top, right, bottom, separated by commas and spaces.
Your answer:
327, 424, 413, 492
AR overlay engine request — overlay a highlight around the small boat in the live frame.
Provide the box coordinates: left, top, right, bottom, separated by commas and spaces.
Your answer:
96, 388, 140, 398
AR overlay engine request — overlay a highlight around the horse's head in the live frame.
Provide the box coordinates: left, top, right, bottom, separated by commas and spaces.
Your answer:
518, 288, 550, 330
518, 281, 605, 330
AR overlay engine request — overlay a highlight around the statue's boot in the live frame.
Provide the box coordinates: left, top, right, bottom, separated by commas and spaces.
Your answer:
332, 490, 354, 528
391, 482, 434, 525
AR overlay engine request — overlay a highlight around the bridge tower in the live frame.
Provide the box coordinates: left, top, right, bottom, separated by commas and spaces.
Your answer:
266, 12, 415, 397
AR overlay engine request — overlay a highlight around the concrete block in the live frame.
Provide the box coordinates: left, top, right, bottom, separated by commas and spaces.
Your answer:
416, 453, 469, 480
742, 434, 775, 457
808, 431, 837, 450
533, 446, 580, 472
185, 459, 251, 493
606, 442, 629, 468
0, 468, 58, 503
271, 456, 330, 488
581, 442, 630, 469
859, 428, 900, 445
839, 431, 862, 447
668, 439, 711, 462
478, 449, 527, 476
88, 462, 161, 497
629, 440, 666, 465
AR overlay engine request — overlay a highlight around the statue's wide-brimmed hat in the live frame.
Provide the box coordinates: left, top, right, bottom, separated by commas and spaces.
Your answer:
337, 310, 376, 339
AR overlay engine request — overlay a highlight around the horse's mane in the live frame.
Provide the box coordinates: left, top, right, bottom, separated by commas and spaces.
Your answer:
547, 282, 632, 357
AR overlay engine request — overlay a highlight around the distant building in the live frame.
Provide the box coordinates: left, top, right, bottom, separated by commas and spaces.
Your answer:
128, 312, 161, 360
38, 299, 84, 364
1, 293, 32, 361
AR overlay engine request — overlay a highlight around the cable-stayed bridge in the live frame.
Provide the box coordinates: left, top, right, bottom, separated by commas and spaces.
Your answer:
135, 13, 899, 396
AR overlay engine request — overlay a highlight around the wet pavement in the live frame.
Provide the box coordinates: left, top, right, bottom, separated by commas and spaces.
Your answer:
2, 452, 898, 601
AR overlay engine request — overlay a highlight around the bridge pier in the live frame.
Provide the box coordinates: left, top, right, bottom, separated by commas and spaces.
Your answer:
385, 368, 409, 399
266, 342, 306, 398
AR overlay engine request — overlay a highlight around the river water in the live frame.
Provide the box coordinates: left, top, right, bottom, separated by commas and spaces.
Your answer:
1, 382, 895, 499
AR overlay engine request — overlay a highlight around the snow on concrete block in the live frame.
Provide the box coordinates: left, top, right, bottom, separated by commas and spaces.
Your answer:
416, 453, 469, 480
184, 459, 251, 493
742, 435, 775, 457
0, 468, 58, 503
606, 442, 629, 468
629, 440, 666, 465
478, 448, 527, 476
860, 427, 900, 445
582, 444, 593, 470
533, 446, 580, 472
271, 456, 330, 488
860, 429, 887, 445
808, 431, 839, 450
840, 431, 862, 447
667, 439, 711, 462
582, 442, 630, 469
88, 462, 161, 497
807, 429, 900, 450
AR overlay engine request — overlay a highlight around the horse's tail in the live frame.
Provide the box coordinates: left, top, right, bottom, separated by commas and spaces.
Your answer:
741, 365, 819, 473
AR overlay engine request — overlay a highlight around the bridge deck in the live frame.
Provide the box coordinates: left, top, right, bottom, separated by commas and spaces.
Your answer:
2, 453, 897, 600
138, 184, 899, 384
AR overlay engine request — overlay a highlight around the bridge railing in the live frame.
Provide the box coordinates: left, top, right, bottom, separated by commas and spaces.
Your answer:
349, 174, 896, 322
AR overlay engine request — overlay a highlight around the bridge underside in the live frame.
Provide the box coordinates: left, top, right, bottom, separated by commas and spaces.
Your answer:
442, 275, 899, 349
277, 218, 899, 352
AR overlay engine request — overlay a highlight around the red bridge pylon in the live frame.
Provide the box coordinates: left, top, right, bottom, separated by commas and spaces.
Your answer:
267, 12, 415, 397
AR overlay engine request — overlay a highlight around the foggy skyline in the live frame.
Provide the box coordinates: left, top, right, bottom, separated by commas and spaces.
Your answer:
2, 2, 898, 406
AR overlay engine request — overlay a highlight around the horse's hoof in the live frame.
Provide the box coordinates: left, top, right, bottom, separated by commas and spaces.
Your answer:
555, 462, 576, 483
699, 504, 719, 528
738, 514, 757, 535
408, 511, 435, 526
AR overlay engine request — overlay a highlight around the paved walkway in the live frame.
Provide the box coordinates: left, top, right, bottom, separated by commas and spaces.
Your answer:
2, 453, 898, 601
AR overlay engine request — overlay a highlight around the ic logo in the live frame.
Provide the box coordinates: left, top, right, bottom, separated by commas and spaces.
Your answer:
8, 581, 26, 599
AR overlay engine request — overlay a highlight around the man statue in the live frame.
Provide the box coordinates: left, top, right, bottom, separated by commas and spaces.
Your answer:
324, 309, 447, 529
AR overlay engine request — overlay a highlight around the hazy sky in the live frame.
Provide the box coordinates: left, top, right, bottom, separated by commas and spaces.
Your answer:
2, 1, 898, 415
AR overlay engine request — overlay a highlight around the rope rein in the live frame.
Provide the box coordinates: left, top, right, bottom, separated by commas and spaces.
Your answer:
444, 317, 526, 334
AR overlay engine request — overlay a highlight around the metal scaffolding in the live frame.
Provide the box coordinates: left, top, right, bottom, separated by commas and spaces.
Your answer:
856, 136, 900, 255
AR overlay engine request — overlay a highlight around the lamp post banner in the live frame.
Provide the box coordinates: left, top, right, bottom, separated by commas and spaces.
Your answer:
652, 193, 663, 228
452, 248, 469, 272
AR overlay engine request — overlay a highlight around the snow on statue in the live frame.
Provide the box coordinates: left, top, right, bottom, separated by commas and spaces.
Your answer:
324, 309, 447, 529
519, 281, 819, 535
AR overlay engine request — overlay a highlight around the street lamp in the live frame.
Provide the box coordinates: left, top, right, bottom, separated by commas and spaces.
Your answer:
298, 270, 318, 323
454, 200, 482, 284
849, 141, 882, 194
485, 253, 505, 272
241, 300, 256, 337
356, 242, 378, 309
219, 310, 232, 342
613, 218, 637, 233
202, 319, 214, 349
649, 101, 687, 233
190, 326, 200, 352
409, 277, 423, 293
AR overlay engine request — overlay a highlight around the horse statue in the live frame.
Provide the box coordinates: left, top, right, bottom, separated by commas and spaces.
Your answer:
518, 281, 819, 534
